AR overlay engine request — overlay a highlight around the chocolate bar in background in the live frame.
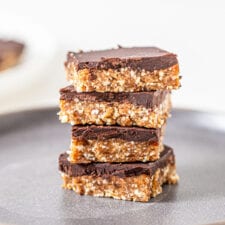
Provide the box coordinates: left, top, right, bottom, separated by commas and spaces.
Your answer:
0, 40, 24, 72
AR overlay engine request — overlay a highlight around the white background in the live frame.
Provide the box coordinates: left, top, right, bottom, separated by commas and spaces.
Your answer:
1, 0, 225, 114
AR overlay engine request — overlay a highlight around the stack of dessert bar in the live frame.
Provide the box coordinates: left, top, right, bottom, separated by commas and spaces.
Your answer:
58, 47, 181, 202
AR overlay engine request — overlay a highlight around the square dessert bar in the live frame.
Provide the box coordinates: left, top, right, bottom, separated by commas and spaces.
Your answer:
68, 125, 165, 163
59, 145, 178, 202
65, 47, 180, 92
59, 85, 171, 128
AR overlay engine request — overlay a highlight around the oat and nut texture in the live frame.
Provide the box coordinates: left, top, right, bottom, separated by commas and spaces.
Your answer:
65, 64, 180, 92
59, 92, 171, 128
69, 138, 163, 163
61, 164, 178, 202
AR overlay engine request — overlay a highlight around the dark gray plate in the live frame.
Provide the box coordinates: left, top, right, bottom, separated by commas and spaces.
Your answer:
0, 108, 225, 225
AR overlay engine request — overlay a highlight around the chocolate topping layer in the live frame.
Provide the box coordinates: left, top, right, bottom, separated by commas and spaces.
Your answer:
66, 47, 178, 71
59, 146, 175, 178
72, 125, 162, 142
60, 85, 169, 108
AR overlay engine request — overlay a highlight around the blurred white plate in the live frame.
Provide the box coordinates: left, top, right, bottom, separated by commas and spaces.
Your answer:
0, 12, 58, 108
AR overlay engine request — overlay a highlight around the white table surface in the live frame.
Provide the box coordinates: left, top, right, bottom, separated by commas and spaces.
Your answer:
1, 0, 225, 115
